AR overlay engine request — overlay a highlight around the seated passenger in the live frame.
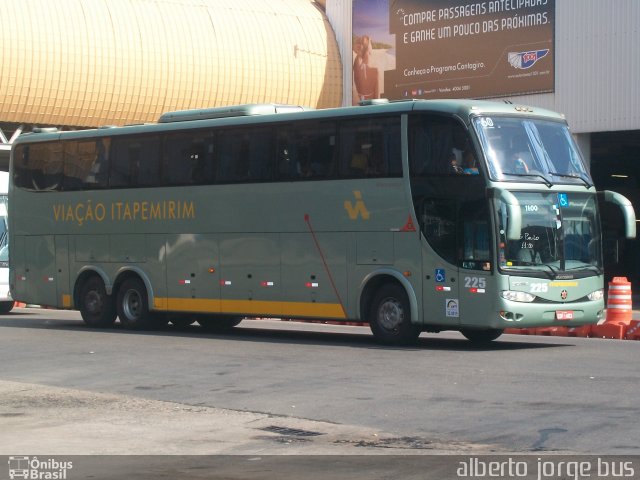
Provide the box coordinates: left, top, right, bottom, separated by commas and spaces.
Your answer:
449, 152, 463, 174
462, 149, 479, 175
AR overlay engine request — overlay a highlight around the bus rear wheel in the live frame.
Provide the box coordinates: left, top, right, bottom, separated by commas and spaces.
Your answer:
369, 284, 420, 345
79, 276, 116, 327
117, 278, 154, 330
460, 328, 504, 344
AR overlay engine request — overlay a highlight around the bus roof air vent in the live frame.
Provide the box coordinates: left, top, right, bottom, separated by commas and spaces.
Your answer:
32, 127, 59, 134
158, 104, 308, 123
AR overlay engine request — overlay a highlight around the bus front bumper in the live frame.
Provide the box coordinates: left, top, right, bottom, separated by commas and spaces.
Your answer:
492, 298, 605, 329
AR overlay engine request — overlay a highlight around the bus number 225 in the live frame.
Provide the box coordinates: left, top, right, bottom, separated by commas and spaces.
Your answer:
464, 277, 486, 289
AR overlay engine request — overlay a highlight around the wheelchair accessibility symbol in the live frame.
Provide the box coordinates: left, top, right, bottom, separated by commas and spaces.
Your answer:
558, 193, 568, 207
435, 269, 446, 283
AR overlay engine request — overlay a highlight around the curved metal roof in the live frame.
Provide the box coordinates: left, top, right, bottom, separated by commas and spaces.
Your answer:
0, 0, 342, 128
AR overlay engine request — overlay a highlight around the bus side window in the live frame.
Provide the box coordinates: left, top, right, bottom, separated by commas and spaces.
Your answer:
135, 136, 161, 186
90, 138, 111, 188
295, 121, 337, 179
26, 142, 63, 191
383, 117, 402, 176
12, 145, 30, 189
110, 135, 160, 187
460, 201, 491, 269
409, 115, 471, 176
164, 132, 215, 186
247, 128, 273, 182
64, 140, 108, 190
276, 126, 297, 180
109, 138, 130, 187
337, 116, 400, 178
417, 198, 457, 264
216, 132, 238, 183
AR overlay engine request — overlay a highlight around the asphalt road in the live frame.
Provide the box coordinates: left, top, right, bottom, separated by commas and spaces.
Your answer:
0, 308, 638, 462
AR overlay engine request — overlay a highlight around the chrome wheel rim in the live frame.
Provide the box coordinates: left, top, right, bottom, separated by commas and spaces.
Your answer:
123, 289, 142, 320
377, 297, 404, 331
85, 290, 102, 315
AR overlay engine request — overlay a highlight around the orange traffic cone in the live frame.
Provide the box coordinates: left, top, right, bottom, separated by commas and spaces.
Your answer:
593, 277, 633, 339
605, 277, 633, 325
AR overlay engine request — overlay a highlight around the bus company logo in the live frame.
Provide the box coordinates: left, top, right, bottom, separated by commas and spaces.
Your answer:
561, 289, 568, 300
344, 191, 370, 220
555, 274, 574, 280
8, 456, 73, 479
507, 49, 549, 69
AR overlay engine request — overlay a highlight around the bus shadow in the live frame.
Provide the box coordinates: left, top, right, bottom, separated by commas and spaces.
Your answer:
0, 313, 574, 352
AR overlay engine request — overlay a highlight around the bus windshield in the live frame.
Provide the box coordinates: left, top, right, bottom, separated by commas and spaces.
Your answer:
496, 191, 601, 275
474, 116, 591, 186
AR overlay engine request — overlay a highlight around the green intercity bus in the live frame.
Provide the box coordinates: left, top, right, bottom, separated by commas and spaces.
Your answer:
8, 99, 636, 344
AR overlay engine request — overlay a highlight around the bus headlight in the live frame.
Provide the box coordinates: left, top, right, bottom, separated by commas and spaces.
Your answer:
500, 290, 536, 303
587, 289, 604, 301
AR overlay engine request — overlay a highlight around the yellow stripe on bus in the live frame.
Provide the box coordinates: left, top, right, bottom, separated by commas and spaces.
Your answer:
154, 297, 347, 319
62, 294, 72, 308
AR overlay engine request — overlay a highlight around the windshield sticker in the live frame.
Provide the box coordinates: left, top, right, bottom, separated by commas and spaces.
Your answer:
480, 117, 494, 128
553, 203, 562, 229
558, 193, 569, 207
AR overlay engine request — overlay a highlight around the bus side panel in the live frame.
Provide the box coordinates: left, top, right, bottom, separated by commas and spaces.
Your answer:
280, 233, 348, 319
11, 235, 26, 303
55, 235, 71, 308
110, 234, 146, 263
142, 234, 169, 313
392, 231, 423, 321
25, 235, 58, 307
164, 233, 220, 313
219, 233, 281, 317
421, 242, 461, 328
75, 235, 109, 262
458, 270, 497, 328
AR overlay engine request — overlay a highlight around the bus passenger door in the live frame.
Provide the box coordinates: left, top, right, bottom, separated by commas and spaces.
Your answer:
457, 201, 493, 328
417, 199, 461, 327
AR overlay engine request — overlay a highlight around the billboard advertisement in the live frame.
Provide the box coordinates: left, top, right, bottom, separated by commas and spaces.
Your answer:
352, 0, 555, 104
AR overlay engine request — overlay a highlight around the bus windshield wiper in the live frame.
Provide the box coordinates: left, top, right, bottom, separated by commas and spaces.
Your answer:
509, 261, 555, 278
548, 171, 593, 188
534, 263, 559, 279
503, 172, 553, 188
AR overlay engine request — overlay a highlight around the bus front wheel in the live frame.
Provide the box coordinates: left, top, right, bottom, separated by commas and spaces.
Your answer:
369, 284, 420, 345
117, 278, 153, 330
79, 276, 117, 327
460, 328, 503, 344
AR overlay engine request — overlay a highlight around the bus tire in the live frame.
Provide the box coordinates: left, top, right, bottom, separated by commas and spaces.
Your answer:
116, 277, 153, 330
460, 328, 503, 343
0, 301, 14, 314
198, 316, 242, 331
79, 276, 117, 328
369, 284, 420, 345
